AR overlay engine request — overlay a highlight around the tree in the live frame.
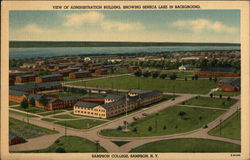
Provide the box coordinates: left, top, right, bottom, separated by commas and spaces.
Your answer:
219, 94, 222, 99
39, 95, 49, 109
148, 126, 152, 132
213, 77, 218, 83
132, 127, 137, 133
152, 72, 159, 78
169, 73, 177, 80
55, 147, 66, 153
184, 76, 187, 81
21, 98, 29, 109
210, 93, 213, 98
163, 125, 167, 130
194, 75, 198, 80
29, 97, 35, 107
134, 70, 142, 77
227, 96, 231, 101
209, 77, 212, 81
143, 71, 151, 78
159, 74, 167, 79
117, 126, 122, 131
178, 111, 187, 120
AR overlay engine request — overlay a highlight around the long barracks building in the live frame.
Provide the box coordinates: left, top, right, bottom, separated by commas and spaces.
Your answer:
74, 89, 163, 118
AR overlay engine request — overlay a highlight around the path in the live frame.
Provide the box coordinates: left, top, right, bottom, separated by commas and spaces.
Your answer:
9, 94, 241, 153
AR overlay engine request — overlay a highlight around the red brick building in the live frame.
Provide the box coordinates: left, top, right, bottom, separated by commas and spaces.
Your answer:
69, 71, 92, 79
128, 66, 140, 72
194, 67, 240, 77
95, 69, 108, 75
36, 74, 63, 83
9, 132, 26, 145
220, 78, 240, 92
15, 74, 36, 83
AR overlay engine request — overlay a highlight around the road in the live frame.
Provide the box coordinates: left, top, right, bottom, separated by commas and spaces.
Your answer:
9, 94, 241, 153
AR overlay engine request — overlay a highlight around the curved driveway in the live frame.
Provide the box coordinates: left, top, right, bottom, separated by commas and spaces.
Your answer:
10, 94, 241, 153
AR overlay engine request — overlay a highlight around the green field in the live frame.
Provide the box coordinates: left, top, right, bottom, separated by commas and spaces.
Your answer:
70, 76, 217, 94
100, 105, 225, 137
13, 106, 47, 114
108, 95, 177, 120
9, 110, 38, 117
62, 76, 99, 82
184, 97, 237, 109
53, 114, 78, 119
9, 118, 58, 139
21, 136, 107, 153
213, 91, 240, 97
130, 138, 240, 152
38, 110, 65, 116
209, 112, 241, 140
9, 101, 18, 106
160, 70, 194, 79
55, 119, 106, 129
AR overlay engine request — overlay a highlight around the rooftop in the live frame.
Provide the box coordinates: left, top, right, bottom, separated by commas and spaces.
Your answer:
38, 74, 62, 78
75, 101, 99, 108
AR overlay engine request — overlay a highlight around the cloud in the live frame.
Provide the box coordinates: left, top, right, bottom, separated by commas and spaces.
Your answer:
64, 11, 144, 32
19, 24, 47, 33
172, 19, 237, 33
101, 21, 144, 31
64, 11, 104, 26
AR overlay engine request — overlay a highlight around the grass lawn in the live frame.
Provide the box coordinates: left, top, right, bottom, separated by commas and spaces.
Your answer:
55, 119, 106, 129
160, 70, 194, 79
13, 106, 47, 114
69, 76, 217, 94
9, 110, 38, 118
100, 105, 225, 137
130, 138, 240, 152
108, 95, 177, 120
111, 141, 130, 147
38, 110, 65, 116
9, 118, 58, 139
213, 91, 240, 97
9, 101, 18, 106
41, 118, 58, 122
184, 97, 237, 109
53, 114, 78, 119
21, 136, 107, 153
209, 112, 241, 140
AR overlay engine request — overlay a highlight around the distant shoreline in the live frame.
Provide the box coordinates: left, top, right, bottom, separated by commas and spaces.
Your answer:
9, 41, 240, 48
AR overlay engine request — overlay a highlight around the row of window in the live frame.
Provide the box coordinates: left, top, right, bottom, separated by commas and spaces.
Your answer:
74, 110, 105, 117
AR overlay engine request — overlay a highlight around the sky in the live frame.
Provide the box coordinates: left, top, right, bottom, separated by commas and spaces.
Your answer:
9, 10, 240, 43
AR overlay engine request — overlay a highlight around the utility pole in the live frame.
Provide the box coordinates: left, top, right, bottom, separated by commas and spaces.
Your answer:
64, 121, 67, 136
96, 140, 99, 152
125, 95, 128, 131
219, 119, 222, 136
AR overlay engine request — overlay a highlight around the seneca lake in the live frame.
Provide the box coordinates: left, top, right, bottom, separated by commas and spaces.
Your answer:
9, 46, 240, 59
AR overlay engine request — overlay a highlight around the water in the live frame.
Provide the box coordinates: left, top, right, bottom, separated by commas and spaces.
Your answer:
9, 46, 240, 59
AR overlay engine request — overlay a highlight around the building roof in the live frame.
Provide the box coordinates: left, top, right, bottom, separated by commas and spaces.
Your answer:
230, 78, 240, 88
59, 96, 84, 101
75, 101, 99, 108
200, 67, 236, 73
9, 82, 61, 92
18, 74, 36, 78
55, 70, 72, 74
19, 68, 40, 71
9, 131, 24, 140
27, 94, 42, 100
82, 94, 106, 99
9, 89, 27, 96
9, 72, 27, 77
74, 71, 90, 74
129, 89, 151, 94
219, 79, 233, 83
105, 94, 124, 100
97, 69, 108, 72
38, 74, 62, 78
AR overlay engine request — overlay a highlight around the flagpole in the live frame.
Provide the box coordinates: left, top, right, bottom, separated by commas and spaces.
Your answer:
125, 95, 128, 130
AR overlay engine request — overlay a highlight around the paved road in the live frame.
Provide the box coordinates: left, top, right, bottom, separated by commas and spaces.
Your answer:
9, 95, 241, 153
62, 73, 132, 85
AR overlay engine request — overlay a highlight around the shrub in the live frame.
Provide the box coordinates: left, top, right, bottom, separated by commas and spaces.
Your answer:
55, 147, 66, 153
132, 127, 137, 133
148, 126, 152, 132
163, 125, 167, 130
117, 126, 122, 131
